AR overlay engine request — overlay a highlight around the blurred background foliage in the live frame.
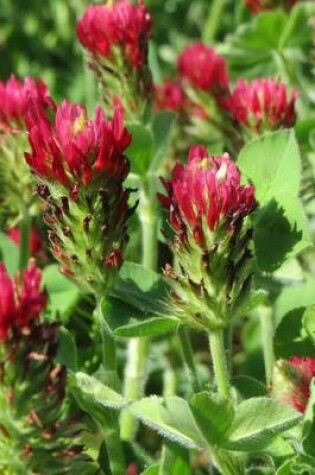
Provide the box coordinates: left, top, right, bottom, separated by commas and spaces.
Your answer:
0, 0, 247, 107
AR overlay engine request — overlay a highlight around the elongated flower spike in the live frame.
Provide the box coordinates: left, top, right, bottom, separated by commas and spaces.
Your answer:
77, 0, 153, 120
228, 78, 297, 135
246, 0, 298, 14
25, 98, 135, 294
272, 357, 315, 413
159, 145, 255, 331
0, 76, 54, 227
0, 262, 95, 472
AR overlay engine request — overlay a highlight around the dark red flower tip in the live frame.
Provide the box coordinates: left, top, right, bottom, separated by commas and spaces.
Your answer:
0, 75, 55, 131
0, 260, 47, 342
77, 0, 152, 69
159, 145, 255, 247
228, 78, 297, 133
177, 43, 229, 94
25, 99, 131, 189
154, 79, 207, 118
246, 0, 298, 14
8, 226, 44, 257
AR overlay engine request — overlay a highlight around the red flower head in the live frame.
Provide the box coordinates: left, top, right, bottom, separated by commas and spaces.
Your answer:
272, 357, 315, 413
159, 145, 255, 248
178, 43, 229, 95
155, 80, 187, 113
25, 99, 131, 190
228, 78, 297, 133
8, 226, 44, 257
0, 261, 47, 341
0, 75, 54, 131
77, 0, 152, 69
246, 0, 298, 14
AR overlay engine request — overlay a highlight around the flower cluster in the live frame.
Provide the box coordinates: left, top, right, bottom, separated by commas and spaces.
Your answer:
0, 75, 54, 132
160, 145, 255, 331
0, 262, 94, 473
0, 260, 47, 341
228, 78, 297, 134
77, 0, 153, 119
246, 0, 298, 14
25, 99, 134, 294
272, 357, 315, 413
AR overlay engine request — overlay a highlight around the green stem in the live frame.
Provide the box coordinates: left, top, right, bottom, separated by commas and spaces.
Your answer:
203, 0, 227, 43
19, 211, 31, 271
96, 300, 126, 474
259, 305, 275, 385
96, 300, 117, 373
121, 179, 158, 442
104, 429, 126, 475
208, 331, 231, 398
178, 327, 201, 393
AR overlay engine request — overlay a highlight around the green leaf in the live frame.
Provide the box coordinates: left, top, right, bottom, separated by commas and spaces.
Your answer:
141, 466, 159, 475
303, 381, 315, 457
42, 265, 80, 318
189, 391, 234, 446
253, 195, 310, 272
0, 231, 19, 275
238, 130, 301, 204
56, 326, 77, 372
277, 455, 315, 475
303, 306, 315, 344
224, 11, 286, 78
224, 398, 301, 452
160, 442, 192, 475
150, 111, 177, 172
103, 297, 180, 338
238, 131, 310, 272
232, 376, 267, 399
113, 261, 170, 315
130, 396, 206, 449
279, 2, 315, 49
126, 122, 154, 177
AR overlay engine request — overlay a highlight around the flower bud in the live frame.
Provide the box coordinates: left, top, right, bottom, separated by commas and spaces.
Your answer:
25, 99, 135, 294
0, 262, 94, 472
246, 0, 298, 14
77, 0, 153, 120
228, 78, 297, 135
271, 357, 315, 413
160, 145, 255, 331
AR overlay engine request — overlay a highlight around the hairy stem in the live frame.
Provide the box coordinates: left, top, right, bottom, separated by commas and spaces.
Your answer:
259, 305, 275, 385
121, 180, 158, 442
209, 330, 231, 398
178, 327, 201, 393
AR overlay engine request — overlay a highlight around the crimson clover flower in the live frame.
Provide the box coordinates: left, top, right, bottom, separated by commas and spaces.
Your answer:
272, 357, 315, 413
0, 75, 54, 132
228, 78, 297, 134
177, 43, 230, 101
0, 260, 47, 341
24, 99, 135, 294
160, 145, 255, 331
77, 0, 153, 119
246, 0, 298, 14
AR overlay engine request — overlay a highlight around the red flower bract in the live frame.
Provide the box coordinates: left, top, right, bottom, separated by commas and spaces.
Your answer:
288, 357, 315, 412
228, 78, 297, 133
155, 80, 187, 113
159, 145, 255, 247
246, 0, 298, 14
0, 261, 47, 341
177, 43, 229, 94
77, 0, 152, 68
0, 75, 54, 131
25, 99, 131, 189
